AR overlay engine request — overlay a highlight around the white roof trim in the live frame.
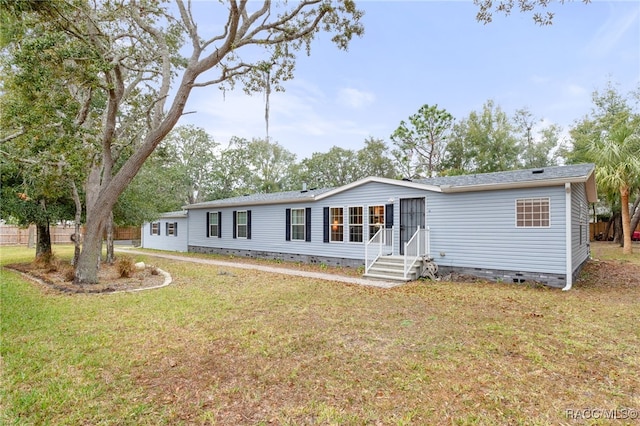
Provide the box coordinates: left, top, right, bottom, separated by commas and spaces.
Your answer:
314, 176, 442, 201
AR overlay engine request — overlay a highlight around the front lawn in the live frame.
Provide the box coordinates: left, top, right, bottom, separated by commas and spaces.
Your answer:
1, 244, 639, 425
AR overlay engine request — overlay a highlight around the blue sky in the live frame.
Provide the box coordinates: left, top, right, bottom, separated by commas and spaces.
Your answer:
178, 1, 640, 160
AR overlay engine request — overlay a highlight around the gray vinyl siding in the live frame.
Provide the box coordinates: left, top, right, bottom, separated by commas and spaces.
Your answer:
187, 182, 570, 274
142, 218, 188, 252
188, 182, 432, 261
571, 182, 590, 272
428, 186, 567, 274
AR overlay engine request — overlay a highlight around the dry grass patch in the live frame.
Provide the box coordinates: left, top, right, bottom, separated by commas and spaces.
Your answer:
1, 244, 639, 425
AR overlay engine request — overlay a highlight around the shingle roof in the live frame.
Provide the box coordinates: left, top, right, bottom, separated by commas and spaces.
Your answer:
183, 163, 596, 210
415, 163, 595, 189
184, 187, 333, 209
160, 210, 188, 218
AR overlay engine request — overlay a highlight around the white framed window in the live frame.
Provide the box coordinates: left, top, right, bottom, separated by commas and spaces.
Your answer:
291, 208, 305, 241
236, 210, 248, 239
349, 206, 363, 243
368, 205, 385, 238
151, 222, 160, 235
166, 222, 177, 236
516, 198, 550, 228
209, 212, 219, 238
330, 207, 344, 242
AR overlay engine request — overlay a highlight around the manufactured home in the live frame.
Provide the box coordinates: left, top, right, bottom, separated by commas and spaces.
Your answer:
141, 210, 188, 252
142, 163, 597, 289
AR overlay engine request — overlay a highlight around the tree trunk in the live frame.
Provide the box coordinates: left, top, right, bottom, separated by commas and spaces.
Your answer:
613, 213, 623, 245
71, 181, 82, 266
73, 212, 105, 285
630, 194, 640, 237
620, 185, 632, 254
35, 222, 52, 264
604, 213, 615, 241
106, 211, 115, 264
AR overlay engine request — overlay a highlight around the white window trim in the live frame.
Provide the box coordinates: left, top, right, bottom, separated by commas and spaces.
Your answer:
515, 197, 551, 228
151, 222, 160, 235
209, 212, 219, 238
236, 210, 248, 239
368, 205, 385, 239
291, 208, 306, 241
348, 205, 364, 244
167, 222, 176, 236
329, 206, 344, 243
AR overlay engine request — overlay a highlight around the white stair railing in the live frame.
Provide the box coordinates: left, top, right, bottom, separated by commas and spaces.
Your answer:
403, 226, 430, 279
365, 226, 394, 274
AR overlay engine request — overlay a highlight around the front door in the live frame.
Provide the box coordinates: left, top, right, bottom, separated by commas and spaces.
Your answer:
400, 197, 425, 255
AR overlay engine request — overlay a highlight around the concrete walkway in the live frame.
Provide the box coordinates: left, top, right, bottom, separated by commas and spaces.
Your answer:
116, 248, 403, 289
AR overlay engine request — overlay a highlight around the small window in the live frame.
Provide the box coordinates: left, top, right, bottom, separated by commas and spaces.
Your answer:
236, 210, 248, 239
209, 212, 219, 238
330, 207, 344, 242
349, 206, 363, 243
368, 205, 385, 238
166, 222, 177, 236
516, 198, 550, 228
291, 208, 305, 241
151, 222, 160, 235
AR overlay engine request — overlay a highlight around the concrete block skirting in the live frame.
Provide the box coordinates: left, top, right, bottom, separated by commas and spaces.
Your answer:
188, 246, 365, 269
437, 265, 566, 288
188, 246, 588, 288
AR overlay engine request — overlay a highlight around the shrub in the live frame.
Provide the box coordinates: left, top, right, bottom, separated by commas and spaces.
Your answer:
115, 255, 135, 278
62, 265, 75, 282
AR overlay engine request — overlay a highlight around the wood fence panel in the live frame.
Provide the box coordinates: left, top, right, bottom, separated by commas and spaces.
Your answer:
0, 225, 141, 245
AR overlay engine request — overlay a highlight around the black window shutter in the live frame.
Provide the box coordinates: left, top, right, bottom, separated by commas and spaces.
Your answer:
305, 207, 312, 242
247, 210, 252, 239
150, 223, 153, 235
285, 208, 291, 241
174, 222, 178, 236
385, 203, 394, 228
323, 207, 329, 243
232, 211, 237, 239
206, 212, 210, 237
217, 212, 222, 238
159, 222, 162, 236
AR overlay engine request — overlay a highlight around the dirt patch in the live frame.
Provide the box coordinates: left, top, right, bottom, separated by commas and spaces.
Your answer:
575, 258, 640, 290
6, 261, 166, 294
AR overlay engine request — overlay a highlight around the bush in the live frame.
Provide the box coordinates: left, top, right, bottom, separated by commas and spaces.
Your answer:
115, 255, 135, 278
61, 264, 75, 282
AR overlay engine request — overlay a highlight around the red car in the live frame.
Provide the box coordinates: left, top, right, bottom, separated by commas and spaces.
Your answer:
633, 231, 640, 241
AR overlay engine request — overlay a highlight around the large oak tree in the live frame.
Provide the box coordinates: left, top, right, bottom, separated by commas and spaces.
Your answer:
4, 0, 364, 285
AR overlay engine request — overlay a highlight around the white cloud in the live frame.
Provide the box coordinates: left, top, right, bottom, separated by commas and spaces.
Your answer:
586, 5, 640, 57
530, 74, 551, 85
565, 84, 588, 97
178, 81, 375, 158
337, 87, 375, 109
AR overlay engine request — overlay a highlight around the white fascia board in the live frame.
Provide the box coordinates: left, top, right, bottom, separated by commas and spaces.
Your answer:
314, 176, 442, 201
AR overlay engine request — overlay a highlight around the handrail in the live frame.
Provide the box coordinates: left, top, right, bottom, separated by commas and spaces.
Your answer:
403, 226, 430, 279
365, 226, 394, 274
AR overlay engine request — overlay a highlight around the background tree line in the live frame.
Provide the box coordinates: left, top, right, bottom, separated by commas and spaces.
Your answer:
117, 84, 639, 254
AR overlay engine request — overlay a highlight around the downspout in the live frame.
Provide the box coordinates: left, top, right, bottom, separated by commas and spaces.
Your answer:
562, 182, 573, 291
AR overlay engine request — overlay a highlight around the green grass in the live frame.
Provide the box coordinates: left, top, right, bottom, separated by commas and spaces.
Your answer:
1, 244, 639, 425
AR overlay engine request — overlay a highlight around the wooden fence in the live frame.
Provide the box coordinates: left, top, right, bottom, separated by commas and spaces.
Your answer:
0, 225, 141, 246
